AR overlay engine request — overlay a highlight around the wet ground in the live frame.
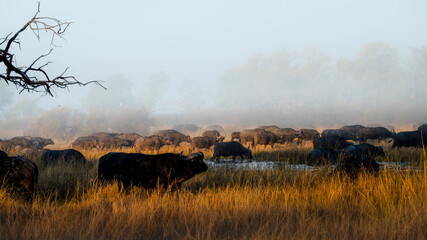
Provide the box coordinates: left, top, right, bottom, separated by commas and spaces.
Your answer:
205, 159, 423, 171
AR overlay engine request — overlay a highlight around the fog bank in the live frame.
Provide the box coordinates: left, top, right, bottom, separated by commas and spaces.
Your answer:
1, 43, 426, 142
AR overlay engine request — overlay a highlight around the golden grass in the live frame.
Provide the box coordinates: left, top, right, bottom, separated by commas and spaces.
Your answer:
0, 156, 426, 239
1, 141, 426, 239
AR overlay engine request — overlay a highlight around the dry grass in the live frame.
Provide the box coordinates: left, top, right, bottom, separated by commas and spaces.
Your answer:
0, 142, 426, 239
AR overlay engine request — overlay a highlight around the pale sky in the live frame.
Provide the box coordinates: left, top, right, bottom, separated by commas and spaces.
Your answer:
1, 0, 427, 134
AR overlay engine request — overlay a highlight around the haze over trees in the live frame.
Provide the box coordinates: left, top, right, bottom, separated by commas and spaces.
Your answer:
1, 41, 426, 141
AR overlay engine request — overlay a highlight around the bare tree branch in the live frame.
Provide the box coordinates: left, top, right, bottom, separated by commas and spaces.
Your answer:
0, 2, 105, 96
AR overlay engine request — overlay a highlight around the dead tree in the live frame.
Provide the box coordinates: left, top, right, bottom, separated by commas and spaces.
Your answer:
0, 3, 104, 96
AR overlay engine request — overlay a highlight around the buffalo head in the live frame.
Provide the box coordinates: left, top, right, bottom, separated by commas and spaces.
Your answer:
181, 152, 207, 174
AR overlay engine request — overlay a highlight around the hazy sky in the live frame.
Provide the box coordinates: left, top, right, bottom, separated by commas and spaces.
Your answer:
1, 0, 427, 137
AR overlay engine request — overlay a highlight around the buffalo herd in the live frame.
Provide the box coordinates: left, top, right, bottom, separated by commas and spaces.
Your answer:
0, 136, 54, 152
0, 123, 426, 196
63, 124, 426, 151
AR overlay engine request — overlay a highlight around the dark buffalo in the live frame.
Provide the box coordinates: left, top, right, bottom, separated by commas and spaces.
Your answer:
313, 136, 351, 150
392, 131, 425, 148
98, 152, 207, 190
321, 129, 355, 141
41, 149, 87, 166
254, 131, 277, 146
343, 143, 385, 160
299, 129, 320, 141
334, 156, 380, 179
357, 127, 394, 142
306, 148, 338, 166
71, 136, 99, 149
273, 128, 300, 144
0, 150, 38, 193
211, 141, 253, 163
134, 135, 172, 150
231, 132, 241, 142
153, 129, 191, 146
191, 136, 218, 149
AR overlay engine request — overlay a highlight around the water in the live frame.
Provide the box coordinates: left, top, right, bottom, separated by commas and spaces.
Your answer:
206, 159, 323, 171
204, 159, 423, 171
379, 161, 422, 171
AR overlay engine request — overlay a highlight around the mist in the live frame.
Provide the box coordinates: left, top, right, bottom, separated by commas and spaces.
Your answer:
1, 42, 426, 142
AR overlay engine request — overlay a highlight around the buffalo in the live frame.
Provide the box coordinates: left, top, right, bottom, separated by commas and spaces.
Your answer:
240, 128, 278, 146
306, 148, 338, 166
41, 149, 87, 166
343, 143, 385, 160
116, 133, 142, 146
273, 128, 300, 144
97, 137, 131, 149
357, 127, 394, 142
98, 152, 207, 190
253, 131, 276, 146
211, 141, 253, 163
71, 136, 99, 149
321, 129, 355, 141
239, 129, 265, 146
392, 131, 425, 148
0, 150, 38, 193
313, 136, 351, 150
334, 156, 380, 179
134, 135, 172, 150
202, 130, 224, 141
340, 125, 367, 139
191, 136, 219, 149
203, 125, 225, 135
153, 129, 191, 146
299, 129, 320, 142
